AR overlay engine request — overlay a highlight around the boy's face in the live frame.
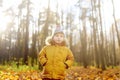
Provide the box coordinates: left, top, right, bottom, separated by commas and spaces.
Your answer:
53, 32, 64, 44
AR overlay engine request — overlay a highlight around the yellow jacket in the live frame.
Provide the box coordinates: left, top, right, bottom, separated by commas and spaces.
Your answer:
39, 45, 74, 79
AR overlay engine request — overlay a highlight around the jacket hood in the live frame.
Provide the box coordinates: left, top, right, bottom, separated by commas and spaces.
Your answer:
45, 36, 67, 46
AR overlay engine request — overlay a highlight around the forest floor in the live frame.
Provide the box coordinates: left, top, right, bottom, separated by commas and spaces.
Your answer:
0, 66, 120, 80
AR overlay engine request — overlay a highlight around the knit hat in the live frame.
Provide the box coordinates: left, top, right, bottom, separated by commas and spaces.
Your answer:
45, 26, 67, 46
53, 26, 64, 35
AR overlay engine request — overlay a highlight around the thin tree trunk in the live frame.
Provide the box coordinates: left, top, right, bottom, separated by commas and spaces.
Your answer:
24, 0, 30, 65
98, 0, 106, 70
111, 0, 120, 47
112, 25, 117, 66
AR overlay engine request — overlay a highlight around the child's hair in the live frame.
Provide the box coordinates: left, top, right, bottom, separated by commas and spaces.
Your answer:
45, 26, 68, 46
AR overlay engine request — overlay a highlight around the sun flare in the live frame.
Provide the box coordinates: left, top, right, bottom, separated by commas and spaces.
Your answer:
0, 10, 7, 33
0, 12, 12, 33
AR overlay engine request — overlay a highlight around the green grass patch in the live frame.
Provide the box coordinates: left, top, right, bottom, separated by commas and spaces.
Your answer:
0, 61, 40, 72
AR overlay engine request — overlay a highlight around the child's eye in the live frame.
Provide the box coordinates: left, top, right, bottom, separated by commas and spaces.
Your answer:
60, 35, 63, 37
56, 35, 59, 37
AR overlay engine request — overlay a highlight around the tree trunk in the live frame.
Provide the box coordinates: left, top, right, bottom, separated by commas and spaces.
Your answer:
111, 0, 120, 47
90, 0, 100, 68
98, 0, 106, 70
23, 0, 30, 65
112, 25, 117, 66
